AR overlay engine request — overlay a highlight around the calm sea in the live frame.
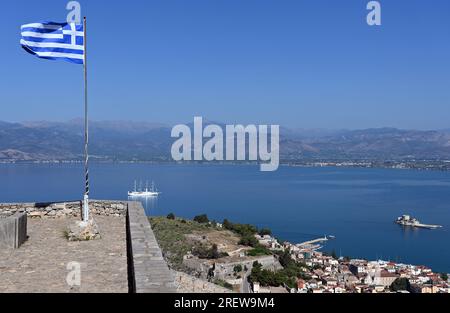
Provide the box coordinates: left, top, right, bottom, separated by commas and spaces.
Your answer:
1, 163, 449, 273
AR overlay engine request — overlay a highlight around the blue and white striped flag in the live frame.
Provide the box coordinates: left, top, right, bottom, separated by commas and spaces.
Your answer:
20, 22, 84, 64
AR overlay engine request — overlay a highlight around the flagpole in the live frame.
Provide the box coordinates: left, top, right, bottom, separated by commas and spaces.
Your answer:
83, 16, 90, 223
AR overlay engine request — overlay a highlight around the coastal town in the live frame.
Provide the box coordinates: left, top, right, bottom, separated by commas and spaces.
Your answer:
151, 215, 450, 294
257, 234, 450, 294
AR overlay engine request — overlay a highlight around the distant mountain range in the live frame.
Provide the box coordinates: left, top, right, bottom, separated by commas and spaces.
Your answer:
1, 119, 450, 162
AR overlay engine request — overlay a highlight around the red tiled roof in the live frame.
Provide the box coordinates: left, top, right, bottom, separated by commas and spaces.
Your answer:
380, 271, 398, 277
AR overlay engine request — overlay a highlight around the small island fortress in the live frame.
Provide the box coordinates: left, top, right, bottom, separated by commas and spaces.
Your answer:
395, 215, 442, 230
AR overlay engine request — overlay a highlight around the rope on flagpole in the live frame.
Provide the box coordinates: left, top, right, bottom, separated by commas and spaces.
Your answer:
83, 16, 90, 222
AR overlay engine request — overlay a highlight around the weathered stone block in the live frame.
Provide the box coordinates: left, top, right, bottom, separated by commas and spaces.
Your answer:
29, 212, 44, 218
0, 213, 27, 249
67, 219, 101, 241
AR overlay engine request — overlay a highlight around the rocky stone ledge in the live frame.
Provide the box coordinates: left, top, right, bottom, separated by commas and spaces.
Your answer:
0, 200, 127, 219
127, 201, 177, 293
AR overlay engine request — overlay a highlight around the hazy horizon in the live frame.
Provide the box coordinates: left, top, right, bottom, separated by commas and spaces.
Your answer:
1, 117, 449, 132
1, 0, 449, 129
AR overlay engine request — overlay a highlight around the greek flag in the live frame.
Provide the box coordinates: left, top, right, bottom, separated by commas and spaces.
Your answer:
20, 22, 84, 64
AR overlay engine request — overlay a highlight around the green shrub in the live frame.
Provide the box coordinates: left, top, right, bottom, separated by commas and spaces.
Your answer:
233, 264, 243, 273
192, 243, 227, 259
390, 278, 411, 292
193, 214, 209, 224
258, 228, 272, 236
213, 279, 233, 290
247, 246, 271, 256
239, 235, 259, 247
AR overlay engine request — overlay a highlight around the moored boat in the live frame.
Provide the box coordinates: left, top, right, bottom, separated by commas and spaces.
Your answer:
128, 180, 160, 197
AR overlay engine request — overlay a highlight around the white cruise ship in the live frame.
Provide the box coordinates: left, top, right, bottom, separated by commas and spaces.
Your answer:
128, 180, 160, 197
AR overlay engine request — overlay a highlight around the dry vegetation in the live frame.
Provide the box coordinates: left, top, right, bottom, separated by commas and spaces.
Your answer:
149, 216, 243, 270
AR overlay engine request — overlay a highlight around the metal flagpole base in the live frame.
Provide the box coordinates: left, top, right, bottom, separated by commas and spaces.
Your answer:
67, 197, 100, 241
83, 194, 89, 223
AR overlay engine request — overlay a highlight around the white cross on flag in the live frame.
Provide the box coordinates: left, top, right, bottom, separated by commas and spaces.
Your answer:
20, 21, 84, 64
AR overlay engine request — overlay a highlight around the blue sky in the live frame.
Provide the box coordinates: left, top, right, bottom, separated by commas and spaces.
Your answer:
1, 0, 449, 129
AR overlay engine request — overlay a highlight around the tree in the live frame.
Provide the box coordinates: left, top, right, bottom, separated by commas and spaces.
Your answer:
193, 214, 209, 224
166, 213, 175, 220
390, 278, 411, 292
249, 264, 287, 287
193, 243, 226, 259
441, 273, 448, 281
233, 264, 243, 274
278, 250, 294, 268
239, 235, 259, 247
192, 244, 210, 258
258, 228, 272, 236
222, 219, 232, 230
210, 244, 220, 259
234, 224, 258, 236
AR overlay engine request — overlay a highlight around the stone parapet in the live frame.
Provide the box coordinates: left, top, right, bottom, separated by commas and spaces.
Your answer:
126, 201, 176, 293
0, 200, 127, 219
0, 200, 176, 293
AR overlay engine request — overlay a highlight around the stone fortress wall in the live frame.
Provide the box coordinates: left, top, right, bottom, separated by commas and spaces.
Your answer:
0, 200, 127, 219
0, 200, 176, 293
